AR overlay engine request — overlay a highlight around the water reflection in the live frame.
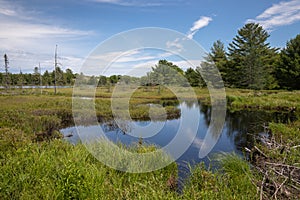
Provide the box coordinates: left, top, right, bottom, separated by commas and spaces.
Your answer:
61, 100, 296, 166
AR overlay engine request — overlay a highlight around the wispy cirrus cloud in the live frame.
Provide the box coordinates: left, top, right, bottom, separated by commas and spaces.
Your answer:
0, 0, 93, 73
0, 0, 92, 43
0, 0, 18, 17
0, 20, 93, 39
164, 16, 212, 54
187, 16, 212, 39
0, 7, 16, 16
247, 0, 300, 30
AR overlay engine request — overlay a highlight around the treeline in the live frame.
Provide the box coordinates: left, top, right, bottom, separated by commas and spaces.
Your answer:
203, 23, 300, 90
0, 66, 75, 87
1, 23, 299, 90
139, 23, 300, 90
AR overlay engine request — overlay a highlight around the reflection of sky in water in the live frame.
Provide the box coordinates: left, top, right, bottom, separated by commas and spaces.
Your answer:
61, 102, 296, 167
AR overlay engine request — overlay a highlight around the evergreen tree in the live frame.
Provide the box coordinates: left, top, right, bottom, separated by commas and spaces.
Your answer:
43, 70, 51, 86
109, 75, 119, 85
33, 66, 40, 85
209, 40, 227, 65
207, 40, 229, 86
227, 23, 277, 89
184, 67, 204, 87
87, 75, 97, 85
0, 73, 3, 85
150, 60, 184, 86
54, 66, 64, 86
98, 75, 107, 86
65, 68, 75, 85
18, 69, 24, 89
276, 34, 300, 90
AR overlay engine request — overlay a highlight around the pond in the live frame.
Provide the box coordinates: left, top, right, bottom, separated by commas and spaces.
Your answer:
61, 101, 296, 177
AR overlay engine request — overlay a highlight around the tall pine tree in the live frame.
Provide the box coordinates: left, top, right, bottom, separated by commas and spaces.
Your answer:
207, 40, 228, 86
276, 34, 300, 90
227, 23, 278, 89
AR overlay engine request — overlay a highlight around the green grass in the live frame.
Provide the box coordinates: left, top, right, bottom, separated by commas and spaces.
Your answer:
226, 88, 300, 111
0, 87, 299, 199
183, 153, 258, 200
0, 135, 259, 199
0, 139, 178, 199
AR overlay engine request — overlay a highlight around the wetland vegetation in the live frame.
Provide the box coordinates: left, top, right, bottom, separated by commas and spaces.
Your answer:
0, 87, 299, 199
1, 23, 300, 199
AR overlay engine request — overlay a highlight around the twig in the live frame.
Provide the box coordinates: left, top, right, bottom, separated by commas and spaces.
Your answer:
272, 176, 288, 199
260, 173, 266, 200
290, 183, 300, 191
265, 162, 300, 170
271, 168, 300, 185
291, 145, 300, 149
254, 146, 268, 158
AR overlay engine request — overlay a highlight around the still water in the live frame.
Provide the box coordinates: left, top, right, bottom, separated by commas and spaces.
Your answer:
61, 101, 295, 170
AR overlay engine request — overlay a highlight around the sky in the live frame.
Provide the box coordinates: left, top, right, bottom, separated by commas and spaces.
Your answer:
0, 0, 300, 76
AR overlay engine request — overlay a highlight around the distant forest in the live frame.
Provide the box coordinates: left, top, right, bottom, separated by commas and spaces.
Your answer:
1, 23, 300, 90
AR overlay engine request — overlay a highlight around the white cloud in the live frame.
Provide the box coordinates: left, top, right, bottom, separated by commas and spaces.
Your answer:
165, 16, 213, 55
89, 49, 167, 65
0, 0, 17, 16
247, 0, 300, 30
166, 38, 184, 52
85, 49, 203, 76
0, 0, 93, 74
172, 60, 202, 71
187, 16, 212, 39
0, 7, 16, 16
126, 60, 156, 76
0, 49, 85, 74
0, 0, 40, 21
0, 20, 92, 39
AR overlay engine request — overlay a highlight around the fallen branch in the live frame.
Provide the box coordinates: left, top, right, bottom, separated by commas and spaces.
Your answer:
264, 162, 300, 171
260, 173, 266, 200
254, 145, 268, 158
271, 168, 300, 186
272, 176, 288, 199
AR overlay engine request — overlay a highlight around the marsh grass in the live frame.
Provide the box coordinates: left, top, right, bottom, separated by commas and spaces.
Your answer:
182, 153, 258, 200
1, 136, 260, 199
226, 89, 300, 111
0, 139, 179, 199
0, 87, 299, 199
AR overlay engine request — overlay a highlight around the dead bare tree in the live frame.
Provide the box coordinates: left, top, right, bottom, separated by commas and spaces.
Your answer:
4, 54, 9, 92
54, 45, 58, 94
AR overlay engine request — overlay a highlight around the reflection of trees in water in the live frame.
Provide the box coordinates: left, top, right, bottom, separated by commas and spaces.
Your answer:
160, 100, 180, 107
101, 121, 131, 135
198, 103, 297, 151
100, 99, 182, 135
225, 110, 297, 150
199, 104, 211, 126
183, 99, 198, 109
101, 100, 297, 152
225, 111, 265, 150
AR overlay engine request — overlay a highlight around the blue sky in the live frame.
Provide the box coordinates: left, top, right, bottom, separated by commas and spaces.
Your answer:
0, 0, 300, 75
